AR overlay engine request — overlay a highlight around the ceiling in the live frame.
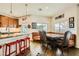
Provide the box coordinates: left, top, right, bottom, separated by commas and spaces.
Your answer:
0, 3, 77, 17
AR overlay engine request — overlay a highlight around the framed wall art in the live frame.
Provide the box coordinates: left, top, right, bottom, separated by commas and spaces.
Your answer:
69, 17, 74, 28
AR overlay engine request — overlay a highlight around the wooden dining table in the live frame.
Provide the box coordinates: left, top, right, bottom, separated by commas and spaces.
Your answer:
47, 33, 64, 37
46, 33, 64, 41
46, 33, 64, 49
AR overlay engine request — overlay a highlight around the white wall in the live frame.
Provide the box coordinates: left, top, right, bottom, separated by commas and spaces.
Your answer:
76, 5, 79, 48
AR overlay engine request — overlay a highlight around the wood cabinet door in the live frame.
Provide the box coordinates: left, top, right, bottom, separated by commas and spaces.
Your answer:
0, 16, 1, 27
1, 16, 9, 27
13, 19, 18, 28
8, 18, 14, 27
0, 15, 18, 28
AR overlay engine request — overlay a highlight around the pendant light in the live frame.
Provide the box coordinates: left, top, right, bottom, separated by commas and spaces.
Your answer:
10, 3, 15, 28
25, 4, 31, 29
22, 4, 27, 21
25, 4, 28, 20
10, 3, 12, 14
6, 3, 13, 31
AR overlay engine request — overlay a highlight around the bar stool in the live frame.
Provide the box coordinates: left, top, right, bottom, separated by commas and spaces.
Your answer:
0, 45, 2, 49
0, 45, 2, 56
18, 39, 26, 54
5, 41, 18, 56
24, 37, 30, 49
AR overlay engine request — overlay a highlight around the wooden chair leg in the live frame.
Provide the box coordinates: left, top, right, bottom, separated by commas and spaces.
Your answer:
19, 42, 21, 53
28, 39, 30, 49
9, 46, 10, 56
3, 45, 4, 56
5, 45, 7, 56
16, 44, 17, 55
67, 47, 69, 56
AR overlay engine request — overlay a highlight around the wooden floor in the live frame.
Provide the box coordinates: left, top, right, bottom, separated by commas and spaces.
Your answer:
17, 41, 79, 56
29, 41, 55, 56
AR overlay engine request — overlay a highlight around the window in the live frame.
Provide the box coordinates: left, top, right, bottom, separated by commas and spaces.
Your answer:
37, 23, 47, 32
32, 22, 48, 32
55, 23, 60, 32
55, 23, 65, 32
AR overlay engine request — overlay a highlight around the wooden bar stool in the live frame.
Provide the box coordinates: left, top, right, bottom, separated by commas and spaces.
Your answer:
0, 45, 2, 49
0, 45, 2, 56
25, 37, 30, 49
5, 41, 18, 56
18, 39, 26, 54
0, 45, 6, 56
18, 37, 30, 54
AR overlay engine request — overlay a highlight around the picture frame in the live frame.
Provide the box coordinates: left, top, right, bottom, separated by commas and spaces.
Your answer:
69, 17, 74, 28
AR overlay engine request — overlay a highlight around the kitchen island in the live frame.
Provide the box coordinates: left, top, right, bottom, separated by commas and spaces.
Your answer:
0, 33, 30, 56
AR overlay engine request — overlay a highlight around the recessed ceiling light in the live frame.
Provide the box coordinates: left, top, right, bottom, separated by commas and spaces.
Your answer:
25, 4, 28, 6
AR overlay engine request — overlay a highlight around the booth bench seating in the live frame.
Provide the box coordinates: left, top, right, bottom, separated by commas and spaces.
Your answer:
32, 32, 40, 41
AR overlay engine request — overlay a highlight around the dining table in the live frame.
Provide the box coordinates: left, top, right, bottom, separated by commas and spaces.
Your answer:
47, 33, 64, 38
46, 34, 64, 41
46, 33, 64, 49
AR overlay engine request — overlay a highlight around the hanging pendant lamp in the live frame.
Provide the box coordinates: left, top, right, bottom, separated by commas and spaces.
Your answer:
25, 4, 31, 29
10, 3, 12, 14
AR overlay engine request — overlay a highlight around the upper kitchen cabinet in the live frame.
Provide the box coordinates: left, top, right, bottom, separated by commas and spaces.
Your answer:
0, 15, 19, 28
13, 19, 19, 28
0, 15, 1, 27
0, 15, 9, 27
8, 18, 14, 27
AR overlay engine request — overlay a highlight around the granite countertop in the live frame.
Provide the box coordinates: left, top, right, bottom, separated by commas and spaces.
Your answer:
0, 33, 28, 39
0, 34, 29, 45
0, 32, 26, 39
0, 32, 20, 34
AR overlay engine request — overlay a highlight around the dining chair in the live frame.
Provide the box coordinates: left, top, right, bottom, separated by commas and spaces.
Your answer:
56, 31, 72, 56
39, 31, 51, 55
39, 31, 48, 49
